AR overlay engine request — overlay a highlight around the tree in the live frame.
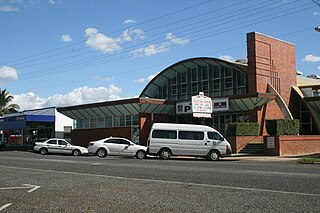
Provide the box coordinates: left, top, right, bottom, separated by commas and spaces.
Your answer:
0, 89, 20, 116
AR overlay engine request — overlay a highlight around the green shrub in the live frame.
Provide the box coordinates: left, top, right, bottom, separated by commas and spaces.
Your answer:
227, 122, 259, 136
266, 119, 300, 136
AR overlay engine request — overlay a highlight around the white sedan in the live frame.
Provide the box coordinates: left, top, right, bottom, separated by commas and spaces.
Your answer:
34, 138, 89, 156
88, 137, 147, 159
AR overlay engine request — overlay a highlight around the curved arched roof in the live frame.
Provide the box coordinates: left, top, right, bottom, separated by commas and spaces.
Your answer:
139, 57, 247, 98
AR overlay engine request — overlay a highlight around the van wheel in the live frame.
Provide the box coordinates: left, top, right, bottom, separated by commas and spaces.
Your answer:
159, 149, 171, 160
207, 150, 220, 161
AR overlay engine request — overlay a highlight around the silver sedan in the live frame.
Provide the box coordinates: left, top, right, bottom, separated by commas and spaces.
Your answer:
34, 138, 88, 156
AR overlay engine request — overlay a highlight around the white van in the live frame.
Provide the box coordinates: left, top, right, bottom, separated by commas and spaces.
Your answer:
147, 123, 232, 160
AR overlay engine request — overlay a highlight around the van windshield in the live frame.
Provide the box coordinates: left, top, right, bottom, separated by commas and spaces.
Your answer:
208, 132, 224, 141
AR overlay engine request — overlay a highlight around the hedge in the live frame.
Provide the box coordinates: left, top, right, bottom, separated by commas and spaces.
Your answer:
227, 122, 259, 136
266, 119, 300, 136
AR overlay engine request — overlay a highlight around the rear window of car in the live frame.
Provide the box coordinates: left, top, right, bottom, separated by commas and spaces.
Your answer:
178, 131, 204, 140
105, 139, 119, 144
152, 130, 177, 139
46, 140, 57, 145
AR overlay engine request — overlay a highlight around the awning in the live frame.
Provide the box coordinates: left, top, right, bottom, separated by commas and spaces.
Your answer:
304, 97, 320, 113
228, 93, 276, 112
57, 98, 175, 120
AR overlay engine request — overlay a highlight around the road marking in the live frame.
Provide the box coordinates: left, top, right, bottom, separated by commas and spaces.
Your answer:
91, 163, 103, 165
0, 203, 12, 212
0, 184, 41, 193
0, 165, 319, 197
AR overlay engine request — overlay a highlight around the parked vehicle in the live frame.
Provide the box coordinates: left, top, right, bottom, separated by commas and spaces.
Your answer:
148, 123, 232, 160
88, 137, 147, 159
34, 138, 88, 156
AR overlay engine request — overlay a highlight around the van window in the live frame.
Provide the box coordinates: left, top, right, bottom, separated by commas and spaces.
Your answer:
208, 132, 224, 141
152, 130, 177, 139
179, 131, 204, 140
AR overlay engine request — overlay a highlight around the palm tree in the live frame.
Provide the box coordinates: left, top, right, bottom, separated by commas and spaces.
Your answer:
0, 89, 20, 116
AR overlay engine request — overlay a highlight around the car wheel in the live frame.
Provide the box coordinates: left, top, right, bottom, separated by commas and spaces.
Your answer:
40, 148, 48, 155
97, 148, 107, 158
159, 149, 171, 160
72, 149, 81, 156
136, 150, 146, 159
207, 150, 220, 161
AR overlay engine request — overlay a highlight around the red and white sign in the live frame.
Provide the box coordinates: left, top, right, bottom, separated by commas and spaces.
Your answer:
192, 92, 212, 118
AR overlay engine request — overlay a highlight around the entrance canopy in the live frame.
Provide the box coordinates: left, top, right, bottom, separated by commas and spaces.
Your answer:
228, 93, 276, 112
57, 98, 175, 120
304, 97, 320, 113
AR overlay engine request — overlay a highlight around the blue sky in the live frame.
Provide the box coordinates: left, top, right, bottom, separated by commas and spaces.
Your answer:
0, 0, 319, 110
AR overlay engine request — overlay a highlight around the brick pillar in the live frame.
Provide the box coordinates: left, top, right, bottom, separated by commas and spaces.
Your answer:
139, 113, 169, 146
246, 32, 296, 134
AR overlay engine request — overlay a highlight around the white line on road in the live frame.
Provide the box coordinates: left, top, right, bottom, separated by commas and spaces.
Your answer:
0, 184, 40, 193
0, 203, 12, 212
0, 165, 319, 198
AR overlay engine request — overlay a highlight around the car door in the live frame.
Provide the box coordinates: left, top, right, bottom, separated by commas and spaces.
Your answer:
45, 139, 59, 153
207, 132, 225, 153
58, 140, 72, 154
104, 139, 120, 155
118, 139, 135, 156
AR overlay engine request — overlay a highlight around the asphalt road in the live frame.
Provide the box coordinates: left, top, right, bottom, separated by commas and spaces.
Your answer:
0, 151, 319, 212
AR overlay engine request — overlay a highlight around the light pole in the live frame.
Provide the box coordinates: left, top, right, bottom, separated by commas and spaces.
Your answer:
316, 26, 320, 32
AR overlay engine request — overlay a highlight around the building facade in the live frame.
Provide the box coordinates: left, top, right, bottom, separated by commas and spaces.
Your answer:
54, 32, 319, 148
0, 107, 73, 147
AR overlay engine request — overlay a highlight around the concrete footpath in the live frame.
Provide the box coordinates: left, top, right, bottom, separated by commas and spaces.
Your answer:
223, 154, 301, 163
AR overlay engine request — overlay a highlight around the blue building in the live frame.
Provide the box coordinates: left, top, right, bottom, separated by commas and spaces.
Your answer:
0, 107, 73, 147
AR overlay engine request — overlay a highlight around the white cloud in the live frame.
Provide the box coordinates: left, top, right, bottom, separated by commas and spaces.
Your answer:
166, 33, 189, 45
44, 85, 122, 107
123, 19, 136, 24
0, 5, 18, 12
132, 33, 189, 57
48, 0, 57, 5
313, 12, 320, 17
12, 85, 123, 110
121, 28, 145, 42
85, 27, 144, 54
318, 66, 320, 70
219, 55, 235, 61
61, 34, 73, 42
0, 66, 19, 81
135, 72, 159, 83
85, 28, 122, 54
133, 44, 169, 57
12, 92, 46, 111
303, 54, 320, 62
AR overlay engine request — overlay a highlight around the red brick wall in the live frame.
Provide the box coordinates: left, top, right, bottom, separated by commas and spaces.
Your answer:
247, 32, 296, 134
71, 127, 132, 147
139, 113, 169, 146
279, 135, 320, 156
264, 135, 320, 156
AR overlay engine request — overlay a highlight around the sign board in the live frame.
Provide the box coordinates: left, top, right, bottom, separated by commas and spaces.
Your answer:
192, 92, 212, 118
176, 102, 192, 114
212, 98, 229, 112
266, 136, 275, 149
